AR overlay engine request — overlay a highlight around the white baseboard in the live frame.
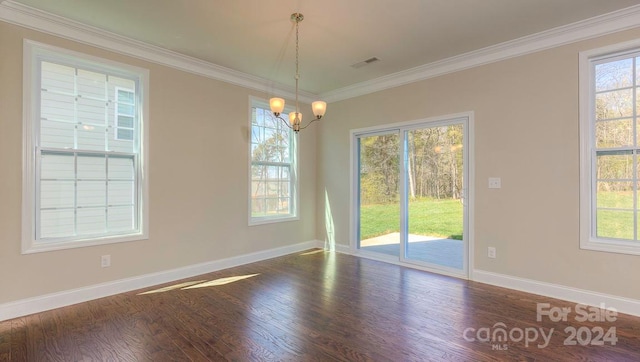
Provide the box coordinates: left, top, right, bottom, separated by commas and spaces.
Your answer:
322, 245, 640, 317
8, 244, 637, 322
473, 269, 640, 317
325, 245, 640, 316
318, 241, 351, 254
0, 240, 320, 321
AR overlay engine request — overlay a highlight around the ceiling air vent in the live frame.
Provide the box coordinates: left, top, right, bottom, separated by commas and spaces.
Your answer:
351, 57, 380, 69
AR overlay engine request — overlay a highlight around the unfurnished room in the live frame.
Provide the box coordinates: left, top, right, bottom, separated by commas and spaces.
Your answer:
2, 0, 640, 360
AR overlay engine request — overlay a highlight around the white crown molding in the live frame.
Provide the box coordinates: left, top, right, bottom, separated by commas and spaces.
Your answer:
2, 1, 640, 104
0, 240, 321, 321
0, 0, 317, 104
320, 4, 640, 103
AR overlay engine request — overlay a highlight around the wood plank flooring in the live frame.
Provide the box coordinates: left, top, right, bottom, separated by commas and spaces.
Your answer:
1, 250, 640, 361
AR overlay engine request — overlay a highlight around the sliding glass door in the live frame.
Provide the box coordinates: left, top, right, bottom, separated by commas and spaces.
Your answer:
355, 116, 470, 276
402, 122, 466, 271
357, 132, 400, 258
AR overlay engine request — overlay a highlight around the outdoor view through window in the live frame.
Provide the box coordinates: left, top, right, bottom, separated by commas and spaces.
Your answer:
593, 54, 640, 242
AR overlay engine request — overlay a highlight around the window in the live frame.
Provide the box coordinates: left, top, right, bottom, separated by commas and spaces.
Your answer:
22, 40, 149, 253
580, 40, 640, 255
115, 88, 135, 141
249, 98, 298, 225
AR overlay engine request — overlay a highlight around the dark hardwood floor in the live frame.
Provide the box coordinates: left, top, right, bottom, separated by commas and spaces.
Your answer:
1, 250, 640, 361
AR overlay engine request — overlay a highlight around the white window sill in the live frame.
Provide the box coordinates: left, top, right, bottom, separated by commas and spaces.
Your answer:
580, 238, 640, 256
249, 215, 299, 227
22, 232, 148, 254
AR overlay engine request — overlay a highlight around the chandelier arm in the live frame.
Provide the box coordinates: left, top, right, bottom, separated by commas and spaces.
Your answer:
298, 117, 322, 130
275, 115, 295, 130
274, 114, 319, 133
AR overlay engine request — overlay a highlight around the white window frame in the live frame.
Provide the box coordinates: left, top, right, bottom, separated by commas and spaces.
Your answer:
22, 40, 149, 253
248, 97, 299, 226
579, 39, 640, 255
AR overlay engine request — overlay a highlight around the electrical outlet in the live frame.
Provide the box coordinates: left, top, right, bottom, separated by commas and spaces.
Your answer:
488, 177, 501, 189
488, 247, 496, 259
101, 255, 111, 268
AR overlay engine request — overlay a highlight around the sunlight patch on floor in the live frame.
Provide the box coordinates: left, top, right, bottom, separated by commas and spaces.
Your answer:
138, 280, 207, 295
300, 249, 326, 255
137, 273, 261, 295
182, 274, 260, 290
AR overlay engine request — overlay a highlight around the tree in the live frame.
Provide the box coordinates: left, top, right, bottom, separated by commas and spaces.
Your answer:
359, 124, 465, 206
360, 134, 399, 204
251, 110, 292, 214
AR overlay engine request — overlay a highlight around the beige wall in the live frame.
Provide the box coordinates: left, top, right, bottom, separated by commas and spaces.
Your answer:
3, 16, 640, 307
317, 28, 640, 300
0, 22, 317, 304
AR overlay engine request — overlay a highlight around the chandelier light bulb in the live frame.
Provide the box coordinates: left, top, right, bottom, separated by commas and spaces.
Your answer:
288, 111, 302, 125
312, 101, 327, 119
269, 97, 285, 116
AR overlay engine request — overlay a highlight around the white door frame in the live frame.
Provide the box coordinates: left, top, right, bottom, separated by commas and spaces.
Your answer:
349, 111, 475, 279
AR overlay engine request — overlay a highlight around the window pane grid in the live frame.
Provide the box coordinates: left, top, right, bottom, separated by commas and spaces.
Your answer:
250, 104, 295, 221
593, 54, 640, 242
25, 43, 147, 251
37, 59, 139, 241
115, 87, 135, 141
38, 149, 137, 239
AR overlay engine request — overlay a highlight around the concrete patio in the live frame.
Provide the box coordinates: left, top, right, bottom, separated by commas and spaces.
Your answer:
360, 232, 464, 270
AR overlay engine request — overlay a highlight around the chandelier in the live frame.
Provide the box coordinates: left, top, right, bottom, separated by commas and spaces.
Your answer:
269, 13, 327, 133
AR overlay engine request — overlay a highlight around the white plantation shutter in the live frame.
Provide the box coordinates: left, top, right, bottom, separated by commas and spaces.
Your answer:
23, 41, 147, 252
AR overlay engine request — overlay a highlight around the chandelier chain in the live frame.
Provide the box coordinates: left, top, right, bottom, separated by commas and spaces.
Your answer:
294, 17, 300, 116
268, 12, 326, 133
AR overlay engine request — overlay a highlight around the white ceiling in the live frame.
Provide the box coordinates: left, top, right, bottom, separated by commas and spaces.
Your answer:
8, 0, 640, 95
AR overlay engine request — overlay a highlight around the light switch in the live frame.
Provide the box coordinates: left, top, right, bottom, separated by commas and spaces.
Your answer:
489, 177, 501, 189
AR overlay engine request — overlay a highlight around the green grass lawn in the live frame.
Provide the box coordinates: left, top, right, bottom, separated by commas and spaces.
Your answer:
596, 190, 634, 239
360, 191, 640, 242
360, 198, 463, 240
